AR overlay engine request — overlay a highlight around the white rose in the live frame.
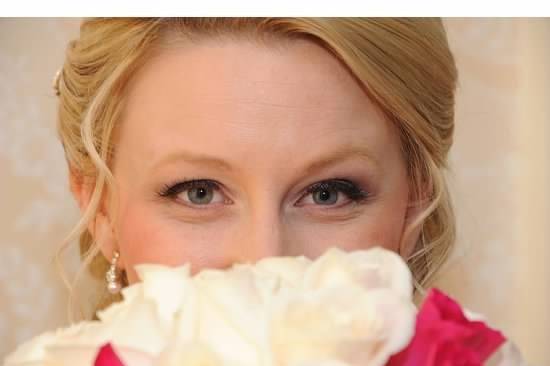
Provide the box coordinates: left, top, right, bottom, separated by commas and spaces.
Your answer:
41, 344, 152, 366
154, 341, 222, 366
189, 266, 273, 365
270, 278, 416, 366
3, 322, 105, 366
4, 267, 192, 366
253, 255, 312, 289
267, 247, 416, 366
302, 247, 413, 298
3, 246, 417, 366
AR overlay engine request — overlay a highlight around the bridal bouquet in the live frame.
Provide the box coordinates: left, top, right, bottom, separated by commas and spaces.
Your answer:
4, 247, 527, 366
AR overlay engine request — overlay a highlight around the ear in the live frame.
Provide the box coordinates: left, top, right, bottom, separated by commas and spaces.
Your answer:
92, 212, 118, 263
69, 168, 120, 266
69, 167, 92, 214
399, 200, 426, 260
398, 185, 431, 260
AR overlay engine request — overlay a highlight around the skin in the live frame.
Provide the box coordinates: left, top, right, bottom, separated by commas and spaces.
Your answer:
71, 37, 422, 284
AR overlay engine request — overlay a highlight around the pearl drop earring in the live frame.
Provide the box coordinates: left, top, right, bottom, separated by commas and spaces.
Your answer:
106, 251, 121, 294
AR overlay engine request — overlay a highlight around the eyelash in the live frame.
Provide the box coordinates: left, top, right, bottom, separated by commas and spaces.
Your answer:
158, 178, 370, 208
159, 179, 220, 198
303, 179, 370, 203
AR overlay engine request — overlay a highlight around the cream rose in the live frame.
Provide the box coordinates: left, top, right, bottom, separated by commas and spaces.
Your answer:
270, 247, 416, 366
4, 246, 417, 366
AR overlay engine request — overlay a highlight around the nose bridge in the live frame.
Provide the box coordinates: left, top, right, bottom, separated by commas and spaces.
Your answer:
238, 201, 286, 263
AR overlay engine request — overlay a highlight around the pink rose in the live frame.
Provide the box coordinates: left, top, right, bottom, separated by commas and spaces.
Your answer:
387, 288, 506, 366
95, 343, 125, 366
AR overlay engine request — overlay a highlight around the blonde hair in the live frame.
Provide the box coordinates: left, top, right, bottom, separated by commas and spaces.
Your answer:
55, 18, 457, 321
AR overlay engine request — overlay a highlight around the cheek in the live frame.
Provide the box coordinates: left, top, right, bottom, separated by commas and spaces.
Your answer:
112, 174, 410, 283
292, 193, 409, 258
114, 198, 237, 283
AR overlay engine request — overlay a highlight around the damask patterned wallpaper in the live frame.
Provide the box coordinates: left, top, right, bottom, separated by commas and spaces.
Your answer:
0, 18, 548, 364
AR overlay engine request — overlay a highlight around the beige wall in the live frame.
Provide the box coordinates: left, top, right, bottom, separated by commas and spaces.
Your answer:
0, 17, 81, 357
436, 18, 550, 365
0, 18, 548, 364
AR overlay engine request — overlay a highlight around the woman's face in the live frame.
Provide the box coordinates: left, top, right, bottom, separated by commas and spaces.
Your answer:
89, 38, 416, 284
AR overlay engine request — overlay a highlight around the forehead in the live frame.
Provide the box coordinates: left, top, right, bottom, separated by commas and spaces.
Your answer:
117, 38, 397, 172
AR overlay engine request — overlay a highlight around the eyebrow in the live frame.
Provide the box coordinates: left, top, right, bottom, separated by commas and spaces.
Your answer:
151, 145, 378, 174
301, 145, 379, 175
151, 150, 234, 172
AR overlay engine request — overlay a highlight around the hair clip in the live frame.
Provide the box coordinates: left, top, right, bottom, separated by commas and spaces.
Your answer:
52, 68, 61, 96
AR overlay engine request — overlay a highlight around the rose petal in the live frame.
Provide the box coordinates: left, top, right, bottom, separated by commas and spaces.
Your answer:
303, 247, 413, 299
155, 341, 222, 366
94, 343, 125, 366
387, 289, 507, 366
253, 255, 312, 289
134, 264, 192, 326
194, 267, 270, 365
271, 286, 416, 366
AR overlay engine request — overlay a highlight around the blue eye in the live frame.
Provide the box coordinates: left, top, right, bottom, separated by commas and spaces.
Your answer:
159, 178, 370, 210
187, 186, 214, 204
159, 179, 225, 206
312, 189, 338, 205
299, 179, 370, 207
